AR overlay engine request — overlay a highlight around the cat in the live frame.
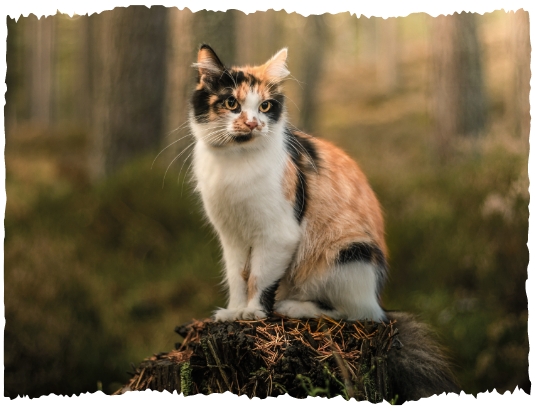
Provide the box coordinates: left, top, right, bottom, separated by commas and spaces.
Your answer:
189, 44, 388, 322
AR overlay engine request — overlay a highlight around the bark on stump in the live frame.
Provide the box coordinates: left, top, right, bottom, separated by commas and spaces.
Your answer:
117, 316, 402, 402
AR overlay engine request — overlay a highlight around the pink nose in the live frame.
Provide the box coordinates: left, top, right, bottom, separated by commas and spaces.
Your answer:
245, 120, 258, 130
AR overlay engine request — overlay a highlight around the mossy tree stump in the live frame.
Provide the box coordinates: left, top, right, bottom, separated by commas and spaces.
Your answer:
117, 316, 403, 402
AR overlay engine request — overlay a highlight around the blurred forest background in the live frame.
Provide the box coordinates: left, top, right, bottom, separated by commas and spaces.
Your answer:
4, 7, 530, 398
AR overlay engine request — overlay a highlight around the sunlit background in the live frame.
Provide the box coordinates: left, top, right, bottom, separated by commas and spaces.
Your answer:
4, 7, 530, 398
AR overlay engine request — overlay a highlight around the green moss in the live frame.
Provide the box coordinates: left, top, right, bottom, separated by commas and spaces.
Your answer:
180, 362, 193, 396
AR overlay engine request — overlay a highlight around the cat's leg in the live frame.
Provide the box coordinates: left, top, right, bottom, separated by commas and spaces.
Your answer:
328, 261, 386, 322
240, 230, 300, 319
213, 237, 250, 321
275, 261, 385, 322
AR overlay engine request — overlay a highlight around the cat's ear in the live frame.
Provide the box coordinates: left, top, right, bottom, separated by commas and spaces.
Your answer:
264, 48, 290, 81
194, 44, 225, 79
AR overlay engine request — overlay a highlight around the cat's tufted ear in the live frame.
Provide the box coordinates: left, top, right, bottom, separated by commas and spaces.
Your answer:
194, 44, 225, 80
264, 48, 290, 81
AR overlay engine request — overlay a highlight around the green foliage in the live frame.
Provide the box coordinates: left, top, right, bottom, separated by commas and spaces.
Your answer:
5, 132, 223, 397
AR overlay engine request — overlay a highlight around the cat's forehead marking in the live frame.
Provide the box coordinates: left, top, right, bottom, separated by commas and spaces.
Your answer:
230, 67, 276, 102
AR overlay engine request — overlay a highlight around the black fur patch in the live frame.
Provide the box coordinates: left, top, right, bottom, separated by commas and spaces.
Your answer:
337, 243, 374, 264
284, 129, 320, 224
263, 96, 284, 123
293, 170, 307, 223
337, 242, 389, 294
315, 300, 334, 311
191, 88, 211, 123
260, 280, 281, 314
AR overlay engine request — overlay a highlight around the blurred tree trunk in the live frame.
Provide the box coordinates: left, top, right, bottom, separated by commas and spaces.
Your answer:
164, 8, 195, 148
357, 16, 378, 64
430, 12, 488, 161
235, 10, 283, 65
506, 9, 531, 141
89, 6, 169, 179
6, 17, 25, 133
25, 14, 57, 128
75, 14, 92, 130
376, 17, 400, 94
192, 10, 238, 64
235, 11, 258, 65
299, 14, 328, 134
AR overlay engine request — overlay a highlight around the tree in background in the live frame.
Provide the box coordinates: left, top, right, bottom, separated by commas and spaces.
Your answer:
5, 15, 57, 131
506, 9, 530, 141
298, 14, 328, 134
376, 17, 400, 95
164, 8, 195, 148
192, 10, 238, 65
89, 6, 169, 179
430, 12, 488, 161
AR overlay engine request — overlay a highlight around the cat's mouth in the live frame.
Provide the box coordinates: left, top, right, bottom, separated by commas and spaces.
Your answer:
232, 133, 253, 143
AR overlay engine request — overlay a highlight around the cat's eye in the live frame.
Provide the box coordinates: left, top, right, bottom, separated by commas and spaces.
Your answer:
224, 97, 239, 111
259, 101, 272, 113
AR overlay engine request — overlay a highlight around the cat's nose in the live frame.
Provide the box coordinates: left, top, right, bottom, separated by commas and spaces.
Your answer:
245, 119, 258, 130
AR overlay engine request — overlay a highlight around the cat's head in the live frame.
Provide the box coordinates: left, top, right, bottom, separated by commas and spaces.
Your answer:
190, 44, 289, 148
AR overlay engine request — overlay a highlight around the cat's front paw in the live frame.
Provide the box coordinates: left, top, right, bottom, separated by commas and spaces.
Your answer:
213, 307, 267, 321
240, 307, 267, 320
213, 308, 244, 321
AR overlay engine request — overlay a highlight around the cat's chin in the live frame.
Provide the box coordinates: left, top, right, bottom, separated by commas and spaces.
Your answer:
205, 133, 255, 148
232, 133, 253, 143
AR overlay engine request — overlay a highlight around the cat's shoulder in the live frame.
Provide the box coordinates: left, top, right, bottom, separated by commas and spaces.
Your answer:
288, 129, 366, 174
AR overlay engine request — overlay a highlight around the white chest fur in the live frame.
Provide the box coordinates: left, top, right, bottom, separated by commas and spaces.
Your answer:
192, 136, 299, 247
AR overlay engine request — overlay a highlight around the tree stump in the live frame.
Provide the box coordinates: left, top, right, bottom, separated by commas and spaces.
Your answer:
115, 313, 460, 403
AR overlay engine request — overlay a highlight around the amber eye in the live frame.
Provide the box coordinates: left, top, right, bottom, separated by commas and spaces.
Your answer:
259, 101, 272, 113
224, 97, 239, 111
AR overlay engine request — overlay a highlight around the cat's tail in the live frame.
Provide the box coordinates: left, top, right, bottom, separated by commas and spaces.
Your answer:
385, 311, 461, 403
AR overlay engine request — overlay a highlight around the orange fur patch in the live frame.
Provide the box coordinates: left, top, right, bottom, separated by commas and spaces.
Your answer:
209, 95, 219, 105
247, 276, 257, 303
288, 135, 387, 286
241, 248, 252, 282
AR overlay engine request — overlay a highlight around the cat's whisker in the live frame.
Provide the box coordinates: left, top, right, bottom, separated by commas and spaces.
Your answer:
293, 140, 318, 173
166, 113, 212, 136
165, 118, 195, 136
284, 137, 318, 175
162, 141, 196, 188
273, 91, 300, 112
153, 123, 229, 168
177, 144, 196, 189
220, 70, 238, 89
152, 134, 194, 169
287, 74, 305, 90
181, 153, 197, 197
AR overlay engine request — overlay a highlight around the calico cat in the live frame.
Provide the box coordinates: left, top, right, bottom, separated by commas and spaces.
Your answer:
190, 45, 387, 322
